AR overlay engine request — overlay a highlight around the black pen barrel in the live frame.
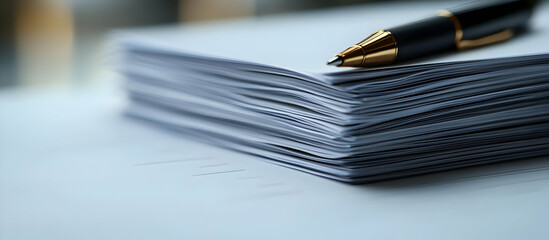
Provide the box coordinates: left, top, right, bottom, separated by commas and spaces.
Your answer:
450, 0, 536, 40
387, 0, 536, 63
388, 16, 456, 63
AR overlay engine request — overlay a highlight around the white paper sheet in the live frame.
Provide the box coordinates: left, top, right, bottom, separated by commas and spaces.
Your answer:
112, 2, 549, 72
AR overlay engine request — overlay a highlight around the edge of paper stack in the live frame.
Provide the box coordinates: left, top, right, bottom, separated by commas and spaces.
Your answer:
114, 37, 549, 183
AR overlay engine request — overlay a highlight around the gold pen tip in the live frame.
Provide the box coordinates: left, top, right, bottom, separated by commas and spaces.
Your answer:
327, 56, 343, 66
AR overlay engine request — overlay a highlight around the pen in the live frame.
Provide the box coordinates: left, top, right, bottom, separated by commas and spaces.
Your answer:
327, 0, 538, 67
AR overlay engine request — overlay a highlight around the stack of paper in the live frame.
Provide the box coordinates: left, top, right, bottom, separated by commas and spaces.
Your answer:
113, 4, 549, 183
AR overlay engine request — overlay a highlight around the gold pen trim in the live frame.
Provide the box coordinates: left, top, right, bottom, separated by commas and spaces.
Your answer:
458, 29, 514, 49
437, 9, 514, 50
335, 30, 398, 67
437, 10, 463, 47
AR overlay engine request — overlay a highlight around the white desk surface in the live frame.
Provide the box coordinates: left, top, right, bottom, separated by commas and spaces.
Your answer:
2, 86, 549, 240
2, 1, 549, 239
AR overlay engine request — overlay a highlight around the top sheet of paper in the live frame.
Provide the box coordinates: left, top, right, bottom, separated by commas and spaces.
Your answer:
114, 2, 549, 73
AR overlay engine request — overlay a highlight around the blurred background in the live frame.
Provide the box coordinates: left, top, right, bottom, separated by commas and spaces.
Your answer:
0, 0, 458, 88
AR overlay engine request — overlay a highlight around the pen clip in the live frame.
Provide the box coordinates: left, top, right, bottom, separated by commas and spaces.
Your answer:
437, 10, 515, 51
457, 29, 514, 50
